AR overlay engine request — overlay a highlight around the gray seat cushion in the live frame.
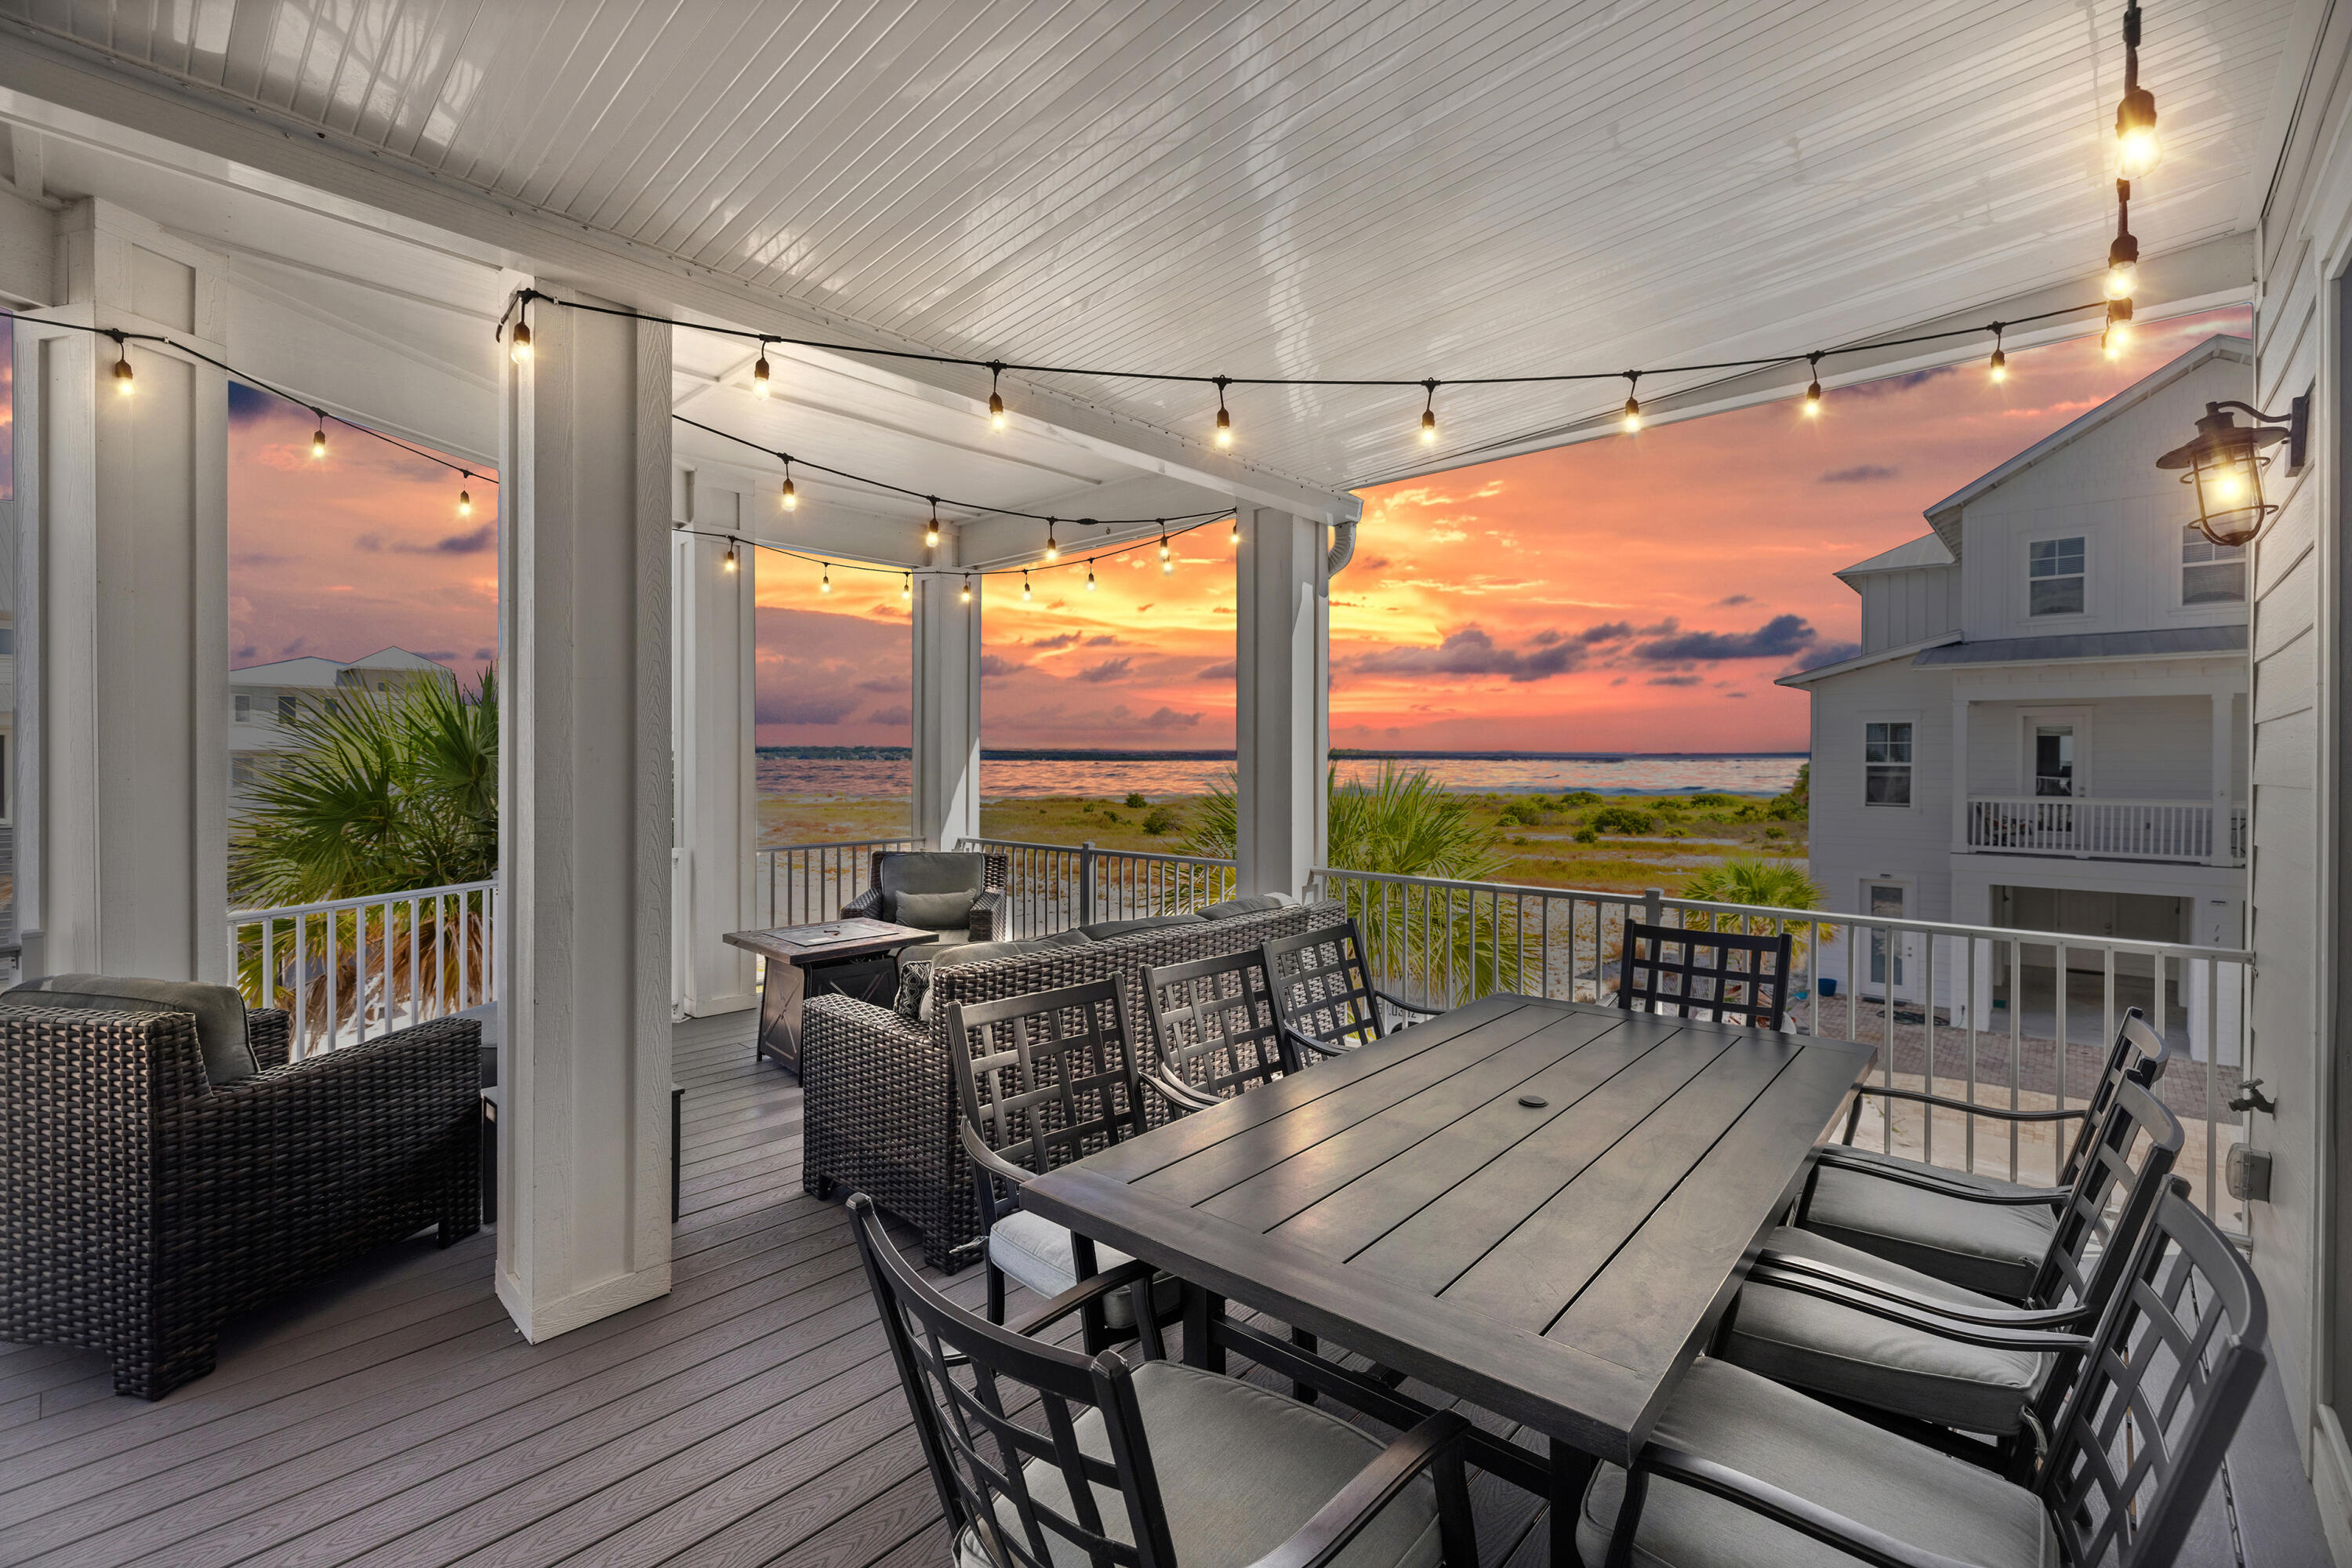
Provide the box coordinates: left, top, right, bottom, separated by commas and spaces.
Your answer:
4, 973, 258, 1086
1200, 894, 1292, 920
956, 1358, 1443, 1568
917, 931, 1093, 1022
1577, 1358, 2056, 1568
876, 852, 988, 925
1080, 913, 1206, 941
1721, 1226, 2047, 1435
1802, 1159, 2059, 1301
986, 1208, 1181, 1328
894, 888, 978, 931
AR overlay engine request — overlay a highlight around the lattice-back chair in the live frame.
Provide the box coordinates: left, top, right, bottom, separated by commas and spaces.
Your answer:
1615, 921, 1794, 1030
1798, 1008, 2175, 1302
1141, 950, 1293, 1109
948, 979, 1180, 1347
1581, 1179, 2265, 1568
1730, 1078, 2183, 1475
1263, 918, 1442, 1062
848, 1193, 1478, 1568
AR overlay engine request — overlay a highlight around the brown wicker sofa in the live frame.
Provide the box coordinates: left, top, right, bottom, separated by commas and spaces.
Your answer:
0, 999, 479, 1400
802, 898, 1345, 1267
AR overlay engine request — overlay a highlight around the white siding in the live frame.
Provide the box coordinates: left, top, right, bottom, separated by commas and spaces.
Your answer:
1857, 564, 1961, 655
1805, 657, 1955, 923
1959, 692, 2233, 800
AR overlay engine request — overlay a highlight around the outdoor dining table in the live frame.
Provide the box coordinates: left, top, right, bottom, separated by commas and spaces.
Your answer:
1016, 991, 1875, 1568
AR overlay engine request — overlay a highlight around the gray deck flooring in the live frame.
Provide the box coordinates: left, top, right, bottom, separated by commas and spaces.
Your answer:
0, 1011, 2318, 1566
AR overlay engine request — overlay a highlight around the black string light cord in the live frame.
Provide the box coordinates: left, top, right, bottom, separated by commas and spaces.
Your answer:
510, 285, 2121, 444
678, 512, 1233, 588
8, 312, 494, 489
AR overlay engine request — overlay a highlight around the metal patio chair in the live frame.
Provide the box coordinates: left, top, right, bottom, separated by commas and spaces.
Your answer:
1797, 1007, 2172, 1301
1616, 921, 1795, 1031
848, 1192, 1479, 1568
1264, 917, 1443, 1061
1141, 949, 1296, 1109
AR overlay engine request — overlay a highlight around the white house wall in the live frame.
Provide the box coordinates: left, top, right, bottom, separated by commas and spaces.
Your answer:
1957, 688, 2240, 800
1804, 655, 1955, 924
1856, 564, 1960, 654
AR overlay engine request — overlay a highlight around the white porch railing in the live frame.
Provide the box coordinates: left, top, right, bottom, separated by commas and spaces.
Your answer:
1962, 796, 2248, 865
960, 837, 1238, 937
1308, 866, 2253, 1233
227, 880, 495, 1059
754, 837, 923, 927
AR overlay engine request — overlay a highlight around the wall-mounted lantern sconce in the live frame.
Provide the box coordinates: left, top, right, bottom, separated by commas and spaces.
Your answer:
2154, 395, 2311, 547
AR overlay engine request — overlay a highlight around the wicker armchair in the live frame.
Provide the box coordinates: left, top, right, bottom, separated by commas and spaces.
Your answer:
801, 899, 1343, 1268
0, 1003, 480, 1399
840, 850, 1010, 947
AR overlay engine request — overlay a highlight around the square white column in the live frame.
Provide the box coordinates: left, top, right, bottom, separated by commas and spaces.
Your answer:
495, 288, 674, 1340
16, 198, 228, 981
1236, 507, 1327, 898
670, 473, 757, 1014
912, 547, 980, 851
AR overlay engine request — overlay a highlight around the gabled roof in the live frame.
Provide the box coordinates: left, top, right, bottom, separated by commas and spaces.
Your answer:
1919, 335, 2254, 557
1834, 533, 1955, 586
230, 648, 456, 688
1775, 633, 1963, 689
1911, 625, 2248, 667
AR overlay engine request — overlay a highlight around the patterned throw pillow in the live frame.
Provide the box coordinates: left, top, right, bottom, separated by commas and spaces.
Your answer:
892, 960, 932, 1023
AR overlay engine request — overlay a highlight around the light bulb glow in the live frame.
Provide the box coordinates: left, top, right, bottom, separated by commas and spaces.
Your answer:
1046, 532, 1060, 561
458, 487, 473, 516
926, 499, 941, 551
510, 321, 531, 365
1022, 572, 1033, 601
1989, 348, 2007, 383
1621, 399, 1642, 434
989, 391, 1005, 430
2118, 124, 2160, 177
902, 574, 912, 602
820, 566, 831, 593
310, 426, 328, 459
1229, 517, 1241, 546
1162, 557, 1174, 575
1214, 406, 1232, 448
1421, 408, 1438, 443
752, 349, 771, 398
960, 577, 972, 605
782, 476, 797, 511
1086, 567, 1097, 591
723, 542, 739, 573
2103, 261, 2136, 301
1802, 381, 1822, 416
2209, 469, 2248, 505
112, 352, 134, 394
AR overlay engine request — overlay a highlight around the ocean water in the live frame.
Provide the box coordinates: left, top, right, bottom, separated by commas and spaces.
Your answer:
757, 753, 1806, 800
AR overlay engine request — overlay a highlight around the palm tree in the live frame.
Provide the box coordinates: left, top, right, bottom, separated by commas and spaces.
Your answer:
230, 670, 497, 1033
1675, 857, 1835, 964
1181, 762, 1533, 1006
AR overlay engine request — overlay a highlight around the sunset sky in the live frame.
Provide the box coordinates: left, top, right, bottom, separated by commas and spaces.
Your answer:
211, 305, 2252, 755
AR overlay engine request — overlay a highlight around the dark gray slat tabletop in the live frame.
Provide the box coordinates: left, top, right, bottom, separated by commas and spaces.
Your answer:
1018, 996, 1872, 1465
1145, 1004, 1608, 1212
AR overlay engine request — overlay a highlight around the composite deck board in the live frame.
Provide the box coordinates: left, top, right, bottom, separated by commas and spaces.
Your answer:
0, 1016, 1555, 1566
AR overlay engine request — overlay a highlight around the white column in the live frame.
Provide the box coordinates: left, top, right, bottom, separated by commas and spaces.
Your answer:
496, 287, 673, 1341
670, 473, 757, 1014
912, 544, 980, 851
18, 198, 228, 981
1236, 507, 1327, 898
2211, 688, 2234, 866
1949, 695, 1970, 853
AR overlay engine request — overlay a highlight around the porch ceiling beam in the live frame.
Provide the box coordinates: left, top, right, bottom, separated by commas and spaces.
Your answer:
0, 27, 1360, 526
1365, 230, 2259, 484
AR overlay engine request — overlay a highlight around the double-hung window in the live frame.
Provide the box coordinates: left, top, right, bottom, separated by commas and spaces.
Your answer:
1864, 721, 1913, 806
2181, 525, 2247, 604
2028, 536, 2085, 616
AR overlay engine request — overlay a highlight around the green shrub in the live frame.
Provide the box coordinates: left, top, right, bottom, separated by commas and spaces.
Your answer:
1573, 827, 1600, 844
1142, 806, 1179, 835
1589, 805, 1657, 835
1564, 789, 1602, 805
1125, 792, 1149, 808
1689, 792, 1738, 809
1763, 826, 1785, 840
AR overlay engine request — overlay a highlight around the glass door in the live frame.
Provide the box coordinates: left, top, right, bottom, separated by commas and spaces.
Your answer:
2034, 725, 2076, 796
1867, 882, 1905, 991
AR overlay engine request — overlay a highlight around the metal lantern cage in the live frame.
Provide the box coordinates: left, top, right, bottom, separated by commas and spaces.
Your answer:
2155, 397, 2310, 548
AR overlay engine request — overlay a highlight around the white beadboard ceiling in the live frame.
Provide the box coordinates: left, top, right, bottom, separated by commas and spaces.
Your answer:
0, 0, 2305, 492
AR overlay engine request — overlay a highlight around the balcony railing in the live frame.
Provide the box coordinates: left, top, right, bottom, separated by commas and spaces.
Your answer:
227, 880, 495, 1058
959, 837, 1238, 938
1309, 866, 2252, 1233
1962, 796, 2248, 864
753, 837, 924, 927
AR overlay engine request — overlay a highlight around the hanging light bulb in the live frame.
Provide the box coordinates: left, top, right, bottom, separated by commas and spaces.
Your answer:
2104, 298, 2133, 359
1213, 376, 1234, 448
820, 563, 832, 594
925, 498, 941, 551
457, 475, 474, 517
988, 362, 1007, 431
2106, 181, 2140, 302
781, 457, 798, 511
509, 318, 532, 365
1420, 379, 1439, 445
1802, 354, 1823, 417
902, 573, 913, 603
752, 339, 771, 398
960, 575, 973, 605
111, 332, 133, 394
1229, 516, 1241, 546
724, 539, 739, 573
1045, 520, 1061, 562
1086, 564, 1098, 592
310, 414, 328, 459
1022, 570, 1033, 602
1158, 524, 1171, 562
1621, 372, 1642, 434
1988, 325, 2009, 383
2115, 5, 2160, 176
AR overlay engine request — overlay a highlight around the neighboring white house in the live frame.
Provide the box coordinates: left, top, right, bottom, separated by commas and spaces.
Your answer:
1779, 335, 2251, 1056
228, 647, 457, 807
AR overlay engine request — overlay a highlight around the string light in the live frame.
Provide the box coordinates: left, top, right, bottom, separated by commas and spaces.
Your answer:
781, 459, 798, 510
109, 330, 133, 394
1158, 524, 1171, 563
925, 497, 941, 551
2116, 4, 2160, 177
1022, 570, 1033, 601
820, 563, 832, 594
752, 339, 772, 398
1086, 564, 1098, 591
2106, 180, 2139, 302
1045, 520, 1061, 561
310, 413, 328, 459
960, 575, 973, 605
988, 361, 1007, 430
1230, 517, 1242, 546
508, 295, 532, 365
902, 573, 912, 602
457, 474, 474, 516
1621, 372, 1642, 434
1420, 379, 1439, 444
1802, 354, 1823, 417
1987, 325, 2007, 383
1213, 376, 1233, 448
2103, 299, 2133, 359
724, 539, 739, 573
